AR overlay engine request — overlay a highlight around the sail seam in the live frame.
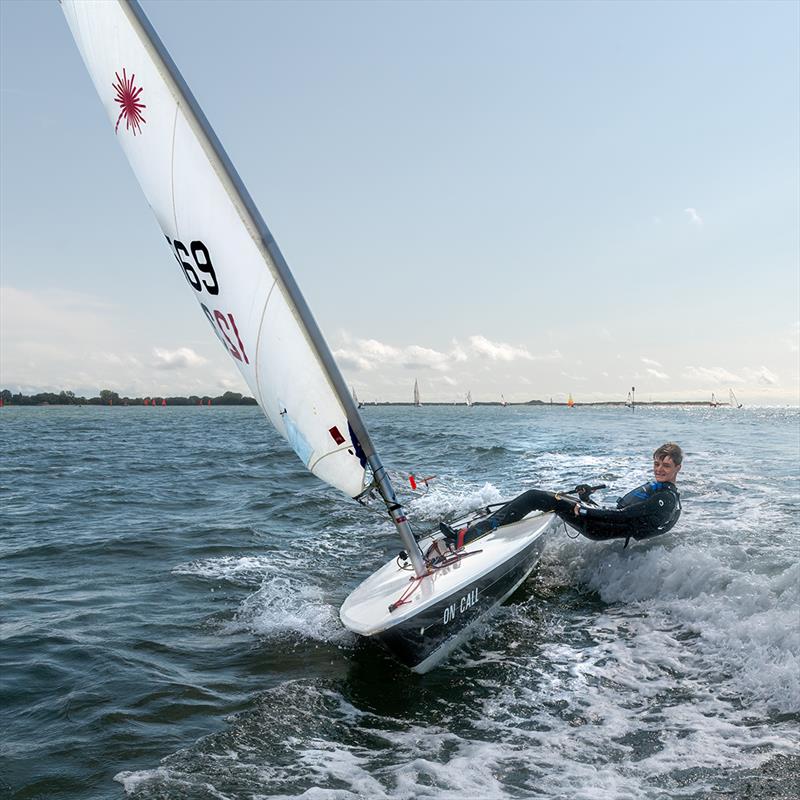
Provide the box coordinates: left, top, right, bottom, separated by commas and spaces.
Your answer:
253, 281, 277, 414
309, 445, 359, 476
169, 104, 178, 234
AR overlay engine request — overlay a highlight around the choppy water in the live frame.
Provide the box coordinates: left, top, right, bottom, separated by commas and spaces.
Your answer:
1, 404, 798, 799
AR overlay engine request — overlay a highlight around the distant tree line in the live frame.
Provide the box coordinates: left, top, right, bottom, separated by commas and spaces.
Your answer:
0, 389, 257, 406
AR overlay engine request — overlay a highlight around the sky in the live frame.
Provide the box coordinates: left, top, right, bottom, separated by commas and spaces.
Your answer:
1, 0, 798, 405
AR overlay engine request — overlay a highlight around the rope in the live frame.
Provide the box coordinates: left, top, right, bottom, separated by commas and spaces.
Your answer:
388, 575, 425, 612
389, 547, 484, 612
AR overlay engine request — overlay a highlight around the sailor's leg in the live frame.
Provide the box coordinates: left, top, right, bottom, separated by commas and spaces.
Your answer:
462, 489, 562, 544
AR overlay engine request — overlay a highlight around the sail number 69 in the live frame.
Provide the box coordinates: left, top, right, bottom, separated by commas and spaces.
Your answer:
166, 236, 219, 295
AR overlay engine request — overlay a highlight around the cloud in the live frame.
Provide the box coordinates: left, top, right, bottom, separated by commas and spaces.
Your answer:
684, 207, 704, 226
683, 365, 743, 384
468, 335, 533, 362
359, 339, 401, 360
333, 334, 554, 374
217, 375, 244, 390
334, 351, 375, 372
152, 347, 207, 370
641, 357, 662, 367
646, 368, 670, 380
742, 366, 779, 386
401, 345, 453, 371
468, 335, 561, 363
682, 365, 780, 388
334, 337, 400, 371
334, 337, 456, 373
449, 340, 468, 363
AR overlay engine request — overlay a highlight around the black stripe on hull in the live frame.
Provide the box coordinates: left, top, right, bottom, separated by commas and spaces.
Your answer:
375, 532, 549, 671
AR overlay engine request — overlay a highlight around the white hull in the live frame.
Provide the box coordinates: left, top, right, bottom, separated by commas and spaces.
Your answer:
340, 511, 558, 672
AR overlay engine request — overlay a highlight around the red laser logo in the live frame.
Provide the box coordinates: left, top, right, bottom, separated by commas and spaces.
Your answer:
112, 68, 146, 135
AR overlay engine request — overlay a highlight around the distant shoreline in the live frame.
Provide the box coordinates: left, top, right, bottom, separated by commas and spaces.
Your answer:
1, 389, 732, 408
0, 390, 257, 406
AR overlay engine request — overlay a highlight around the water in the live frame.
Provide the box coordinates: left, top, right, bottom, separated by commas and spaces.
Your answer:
1, 405, 798, 799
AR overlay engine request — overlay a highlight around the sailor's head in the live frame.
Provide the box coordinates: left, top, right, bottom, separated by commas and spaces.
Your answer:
653, 442, 682, 483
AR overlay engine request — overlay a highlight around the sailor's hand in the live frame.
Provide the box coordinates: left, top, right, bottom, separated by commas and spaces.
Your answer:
573, 503, 581, 516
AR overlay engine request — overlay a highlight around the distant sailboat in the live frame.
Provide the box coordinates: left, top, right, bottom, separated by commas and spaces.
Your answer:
500, 394, 507, 407
729, 389, 743, 409
625, 391, 632, 408
465, 391, 473, 407
567, 393, 575, 408
710, 392, 720, 408
352, 387, 364, 409
413, 380, 421, 407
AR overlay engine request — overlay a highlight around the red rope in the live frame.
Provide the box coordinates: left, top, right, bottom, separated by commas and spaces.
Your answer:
389, 575, 425, 612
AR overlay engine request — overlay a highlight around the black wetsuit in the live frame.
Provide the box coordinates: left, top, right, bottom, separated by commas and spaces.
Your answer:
457, 481, 681, 545
566, 481, 681, 541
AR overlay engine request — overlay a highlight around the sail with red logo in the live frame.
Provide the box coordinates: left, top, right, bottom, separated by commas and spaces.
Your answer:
60, 0, 372, 501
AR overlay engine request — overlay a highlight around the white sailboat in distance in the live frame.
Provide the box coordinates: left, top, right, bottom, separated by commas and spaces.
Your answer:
59, 0, 557, 673
413, 379, 421, 407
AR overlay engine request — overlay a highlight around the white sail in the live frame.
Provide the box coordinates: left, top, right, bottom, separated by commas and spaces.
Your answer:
413, 380, 420, 407
466, 391, 473, 407
60, 0, 367, 498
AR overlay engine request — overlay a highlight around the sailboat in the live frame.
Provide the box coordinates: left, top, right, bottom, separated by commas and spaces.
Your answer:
567, 393, 575, 408
413, 380, 421, 407
710, 392, 720, 408
352, 387, 364, 410
729, 389, 743, 409
465, 391, 473, 407
60, 0, 557, 673
500, 394, 507, 407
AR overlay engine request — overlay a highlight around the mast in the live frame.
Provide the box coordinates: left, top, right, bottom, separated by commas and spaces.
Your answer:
118, 0, 426, 576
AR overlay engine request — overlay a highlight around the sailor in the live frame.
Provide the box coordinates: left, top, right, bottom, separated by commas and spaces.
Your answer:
440, 443, 683, 547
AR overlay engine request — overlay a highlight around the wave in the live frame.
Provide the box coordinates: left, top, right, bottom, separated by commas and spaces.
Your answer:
543, 535, 800, 717
172, 555, 352, 646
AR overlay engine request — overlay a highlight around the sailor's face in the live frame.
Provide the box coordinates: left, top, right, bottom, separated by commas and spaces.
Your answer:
654, 456, 680, 484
